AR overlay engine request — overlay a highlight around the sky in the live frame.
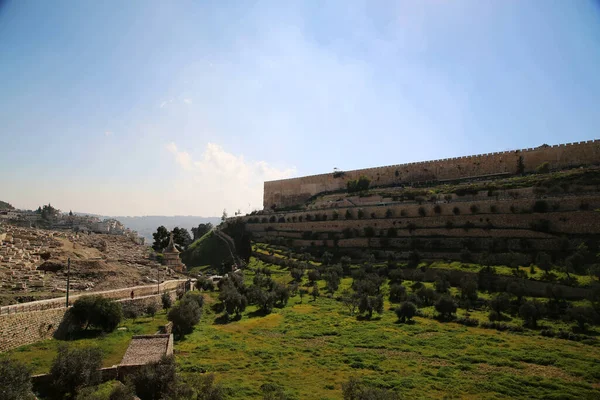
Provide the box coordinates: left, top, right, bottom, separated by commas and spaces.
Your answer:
1, 0, 600, 217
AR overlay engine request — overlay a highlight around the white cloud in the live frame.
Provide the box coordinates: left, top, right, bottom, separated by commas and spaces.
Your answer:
160, 99, 174, 108
104, 131, 113, 136
166, 142, 295, 215
183, 98, 192, 104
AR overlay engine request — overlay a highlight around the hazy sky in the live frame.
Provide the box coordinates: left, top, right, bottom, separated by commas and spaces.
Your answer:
1, 1, 599, 217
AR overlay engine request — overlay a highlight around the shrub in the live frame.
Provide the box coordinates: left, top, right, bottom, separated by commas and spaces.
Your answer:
122, 301, 145, 320
433, 204, 442, 214
129, 355, 177, 400
345, 210, 353, 219
0, 358, 33, 400
470, 204, 479, 214
536, 162, 550, 174
530, 219, 551, 233
161, 292, 173, 309
418, 207, 426, 216
435, 295, 457, 319
490, 205, 497, 213
308, 269, 320, 283
395, 301, 417, 322
389, 284, 407, 303
183, 292, 205, 309
70, 296, 122, 332
342, 376, 400, 400
519, 300, 545, 328
445, 221, 454, 230
455, 317, 479, 327
453, 207, 460, 215
168, 296, 203, 336
196, 277, 214, 291
385, 209, 393, 218
357, 209, 365, 219
49, 345, 102, 398
146, 302, 158, 318
347, 176, 371, 193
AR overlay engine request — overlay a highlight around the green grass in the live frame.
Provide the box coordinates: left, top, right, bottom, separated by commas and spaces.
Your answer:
2, 311, 169, 375
174, 263, 600, 399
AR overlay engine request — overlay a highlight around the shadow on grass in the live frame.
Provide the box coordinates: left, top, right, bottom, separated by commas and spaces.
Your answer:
356, 315, 382, 321
393, 319, 416, 325
213, 313, 242, 325
247, 309, 271, 318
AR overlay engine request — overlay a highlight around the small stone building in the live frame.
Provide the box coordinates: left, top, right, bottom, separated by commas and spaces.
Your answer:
162, 233, 185, 272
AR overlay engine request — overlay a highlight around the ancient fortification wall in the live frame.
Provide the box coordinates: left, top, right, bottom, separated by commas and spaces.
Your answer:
264, 140, 600, 208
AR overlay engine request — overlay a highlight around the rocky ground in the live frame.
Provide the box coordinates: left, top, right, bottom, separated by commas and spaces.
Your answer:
0, 223, 186, 306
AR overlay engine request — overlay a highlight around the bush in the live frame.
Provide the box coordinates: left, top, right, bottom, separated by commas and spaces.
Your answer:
347, 176, 371, 193
490, 205, 497, 213
536, 162, 550, 174
455, 317, 479, 327
519, 300, 545, 328
129, 355, 176, 400
70, 296, 123, 332
389, 284, 407, 303
470, 204, 479, 214
196, 277, 214, 291
49, 344, 102, 399
363, 227, 375, 237
342, 376, 400, 400
395, 301, 417, 323
168, 296, 203, 336
418, 207, 426, 217
433, 204, 442, 214
161, 292, 173, 309
146, 302, 158, 318
435, 295, 457, 319
0, 358, 33, 400
452, 207, 460, 215
122, 301, 145, 320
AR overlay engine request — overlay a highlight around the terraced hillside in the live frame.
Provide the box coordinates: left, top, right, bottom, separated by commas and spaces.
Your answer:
242, 168, 600, 268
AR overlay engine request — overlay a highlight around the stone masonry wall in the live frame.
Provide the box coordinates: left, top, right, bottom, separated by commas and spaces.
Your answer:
264, 140, 600, 208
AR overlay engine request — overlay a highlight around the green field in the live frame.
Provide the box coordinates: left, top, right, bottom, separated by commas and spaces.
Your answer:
175, 262, 600, 399
5, 258, 600, 399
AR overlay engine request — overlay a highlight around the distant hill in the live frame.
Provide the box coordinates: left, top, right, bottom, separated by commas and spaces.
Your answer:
113, 216, 221, 243
0, 201, 14, 210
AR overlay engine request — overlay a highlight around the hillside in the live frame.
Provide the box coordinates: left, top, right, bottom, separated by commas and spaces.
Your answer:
0, 201, 14, 210
242, 167, 600, 270
180, 231, 233, 273
0, 224, 185, 306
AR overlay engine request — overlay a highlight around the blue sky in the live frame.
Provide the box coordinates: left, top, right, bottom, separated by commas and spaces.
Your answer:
1, 0, 599, 216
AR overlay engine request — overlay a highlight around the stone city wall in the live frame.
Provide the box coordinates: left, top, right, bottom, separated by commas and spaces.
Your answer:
264, 140, 600, 208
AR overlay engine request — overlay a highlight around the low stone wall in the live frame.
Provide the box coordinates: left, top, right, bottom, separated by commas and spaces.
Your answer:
0, 279, 187, 315
0, 307, 67, 352
0, 291, 179, 352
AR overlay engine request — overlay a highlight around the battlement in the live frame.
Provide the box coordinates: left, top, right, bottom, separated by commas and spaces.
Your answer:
264, 139, 600, 209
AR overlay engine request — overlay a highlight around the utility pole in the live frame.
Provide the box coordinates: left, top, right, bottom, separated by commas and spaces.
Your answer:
65, 258, 71, 307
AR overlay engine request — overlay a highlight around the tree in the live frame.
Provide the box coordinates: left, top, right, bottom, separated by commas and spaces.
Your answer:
507, 281, 526, 304
196, 277, 214, 291
129, 355, 177, 400
172, 227, 192, 249
152, 226, 170, 252
389, 284, 407, 303
0, 358, 34, 400
168, 296, 203, 336
322, 251, 334, 266
434, 277, 450, 293
567, 306, 594, 332
219, 282, 247, 319
161, 292, 173, 310
290, 268, 304, 283
459, 277, 478, 306
49, 345, 102, 399
221, 209, 228, 222
311, 283, 320, 301
324, 271, 341, 293
516, 155, 525, 175
191, 223, 213, 241
536, 252, 553, 275
395, 302, 417, 323
69, 210, 73, 216
435, 295, 457, 320
519, 300, 545, 328
70, 296, 122, 332
307, 269, 320, 284
358, 294, 384, 319
489, 293, 510, 316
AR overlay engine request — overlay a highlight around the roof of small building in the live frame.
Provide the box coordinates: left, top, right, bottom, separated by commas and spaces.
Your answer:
120, 334, 172, 366
164, 232, 179, 254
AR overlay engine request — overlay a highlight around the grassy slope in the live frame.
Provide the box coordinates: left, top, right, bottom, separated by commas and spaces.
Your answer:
3, 312, 168, 375
176, 262, 600, 400
182, 231, 232, 270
